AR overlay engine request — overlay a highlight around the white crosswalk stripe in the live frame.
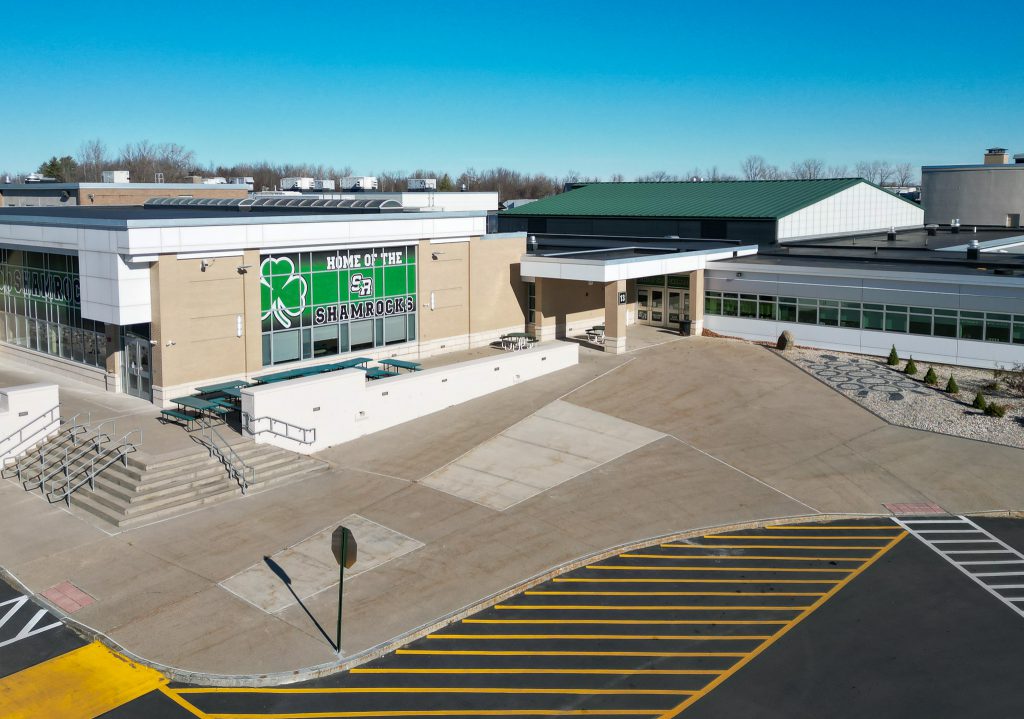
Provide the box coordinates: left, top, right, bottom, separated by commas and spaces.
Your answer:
0, 595, 63, 649
895, 516, 1024, 620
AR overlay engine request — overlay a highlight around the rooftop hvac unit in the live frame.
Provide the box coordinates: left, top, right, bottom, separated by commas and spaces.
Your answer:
281, 177, 315, 190
407, 178, 437, 191
313, 179, 336, 191
229, 176, 255, 185
101, 170, 130, 183
341, 176, 378, 191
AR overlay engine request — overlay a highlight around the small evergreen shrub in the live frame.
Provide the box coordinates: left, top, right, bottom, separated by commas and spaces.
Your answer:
972, 392, 987, 410
984, 402, 1007, 418
945, 376, 959, 394
886, 345, 899, 366
924, 367, 937, 385
904, 357, 918, 375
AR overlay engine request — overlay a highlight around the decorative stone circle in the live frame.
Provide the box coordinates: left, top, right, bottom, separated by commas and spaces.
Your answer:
799, 355, 930, 402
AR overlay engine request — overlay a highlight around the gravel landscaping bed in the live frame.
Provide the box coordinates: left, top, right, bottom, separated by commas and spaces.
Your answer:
776, 346, 1024, 449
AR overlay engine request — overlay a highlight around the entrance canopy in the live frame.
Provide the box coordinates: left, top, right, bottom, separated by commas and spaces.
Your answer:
520, 241, 758, 282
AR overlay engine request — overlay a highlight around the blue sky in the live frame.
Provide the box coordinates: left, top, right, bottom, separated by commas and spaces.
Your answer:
1, 1, 1021, 178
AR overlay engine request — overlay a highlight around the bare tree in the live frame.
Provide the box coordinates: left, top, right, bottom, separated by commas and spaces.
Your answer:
76, 139, 109, 182
636, 170, 680, 182
705, 166, 738, 181
855, 160, 896, 186
827, 164, 849, 178
741, 155, 768, 180
790, 158, 825, 180
609, 173, 626, 182
894, 162, 916, 187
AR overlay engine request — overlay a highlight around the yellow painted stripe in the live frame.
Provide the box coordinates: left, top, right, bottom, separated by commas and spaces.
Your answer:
703, 534, 898, 540
160, 687, 213, 718
204, 711, 660, 718
526, 591, 822, 597
657, 530, 907, 718
766, 525, 898, 530
496, 604, 806, 611
350, 668, 725, 676
0, 641, 167, 719
429, 634, 771, 640
396, 649, 748, 657
464, 619, 788, 625
180, 686, 695, 696
587, 565, 853, 573
620, 554, 872, 562
553, 578, 840, 584
660, 544, 885, 550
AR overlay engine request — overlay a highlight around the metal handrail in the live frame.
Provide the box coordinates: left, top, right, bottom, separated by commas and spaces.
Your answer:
47, 429, 141, 507
34, 435, 110, 497
241, 412, 316, 445
196, 416, 255, 494
0, 404, 61, 461
11, 411, 95, 485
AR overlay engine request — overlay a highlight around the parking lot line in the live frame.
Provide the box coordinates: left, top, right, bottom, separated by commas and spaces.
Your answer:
395, 650, 749, 657
701, 534, 899, 540
765, 525, 899, 530
463, 619, 789, 625
661, 544, 886, 550
620, 554, 872, 561
553, 578, 842, 584
178, 687, 698, 696
584, 565, 853, 573
655, 528, 907, 718
350, 668, 725, 676
524, 591, 823, 597
495, 605, 811, 611
201, 712, 662, 718
429, 634, 774, 641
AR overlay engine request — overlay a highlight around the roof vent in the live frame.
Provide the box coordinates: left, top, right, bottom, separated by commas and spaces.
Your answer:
967, 238, 980, 260
926, 224, 939, 236
951, 218, 961, 234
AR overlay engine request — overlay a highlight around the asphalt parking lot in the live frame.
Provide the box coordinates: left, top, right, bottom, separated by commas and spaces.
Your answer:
34, 516, 1006, 717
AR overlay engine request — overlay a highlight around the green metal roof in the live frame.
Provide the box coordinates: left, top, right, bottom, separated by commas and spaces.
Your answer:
500, 178, 882, 220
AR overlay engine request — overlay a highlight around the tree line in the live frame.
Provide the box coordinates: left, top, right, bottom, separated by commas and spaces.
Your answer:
2, 139, 919, 202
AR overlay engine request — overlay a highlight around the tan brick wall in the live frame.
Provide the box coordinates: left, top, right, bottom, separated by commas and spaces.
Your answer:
150, 253, 260, 389
468, 236, 527, 335
75, 187, 248, 206
417, 240, 470, 343
532, 278, 605, 340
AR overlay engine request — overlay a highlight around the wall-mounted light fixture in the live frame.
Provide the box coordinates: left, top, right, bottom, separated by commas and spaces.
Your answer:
431, 251, 445, 260
201, 259, 213, 272
165, 340, 176, 347
237, 264, 252, 275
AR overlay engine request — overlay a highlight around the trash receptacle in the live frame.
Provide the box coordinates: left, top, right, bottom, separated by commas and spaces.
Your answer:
680, 317, 692, 336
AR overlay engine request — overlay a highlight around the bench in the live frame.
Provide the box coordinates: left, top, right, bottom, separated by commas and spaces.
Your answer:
160, 408, 198, 429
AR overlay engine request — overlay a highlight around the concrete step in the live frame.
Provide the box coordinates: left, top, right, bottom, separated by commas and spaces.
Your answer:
33, 433, 329, 529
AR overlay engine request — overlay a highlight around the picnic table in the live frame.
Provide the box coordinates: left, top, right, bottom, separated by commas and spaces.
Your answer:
222, 386, 243, 399
364, 367, 399, 380
378, 358, 421, 373
586, 325, 606, 344
161, 395, 230, 429
254, 357, 373, 384
195, 379, 249, 395
500, 332, 536, 351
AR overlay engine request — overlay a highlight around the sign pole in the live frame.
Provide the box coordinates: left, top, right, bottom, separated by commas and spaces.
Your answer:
331, 525, 357, 656
336, 531, 345, 655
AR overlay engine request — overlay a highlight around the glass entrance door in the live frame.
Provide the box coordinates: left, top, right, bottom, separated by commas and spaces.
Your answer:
667, 291, 690, 326
123, 336, 152, 401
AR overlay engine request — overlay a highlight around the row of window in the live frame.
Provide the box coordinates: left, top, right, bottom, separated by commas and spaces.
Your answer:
262, 314, 417, 366
0, 312, 107, 367
705, 291, 1024, 345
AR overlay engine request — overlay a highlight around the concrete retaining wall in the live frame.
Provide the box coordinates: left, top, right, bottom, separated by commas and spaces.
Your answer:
0, 384, 60, 464
241, 342, 579, 453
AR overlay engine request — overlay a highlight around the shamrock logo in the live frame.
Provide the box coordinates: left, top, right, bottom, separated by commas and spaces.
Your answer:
260, 256, 308, 329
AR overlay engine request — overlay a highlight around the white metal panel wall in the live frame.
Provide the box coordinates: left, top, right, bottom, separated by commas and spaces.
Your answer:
704, 315, 1024, 370
777, 183, 924, 241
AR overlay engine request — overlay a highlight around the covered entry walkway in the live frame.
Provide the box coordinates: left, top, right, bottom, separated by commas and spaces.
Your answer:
520, 238, 758, 353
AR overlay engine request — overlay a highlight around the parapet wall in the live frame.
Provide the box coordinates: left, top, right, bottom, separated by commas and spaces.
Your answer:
240, 342, 579, 453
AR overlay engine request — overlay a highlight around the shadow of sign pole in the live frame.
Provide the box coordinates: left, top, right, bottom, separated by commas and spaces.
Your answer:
332, 525, 358, 655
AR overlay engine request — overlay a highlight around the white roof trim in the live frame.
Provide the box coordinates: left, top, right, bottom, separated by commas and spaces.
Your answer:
521, 246, 758, 282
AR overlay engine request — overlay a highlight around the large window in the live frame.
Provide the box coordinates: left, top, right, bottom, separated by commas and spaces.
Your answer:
260, 246, 417, 365
0, 249, 105, 368
703, 288, 1024, 346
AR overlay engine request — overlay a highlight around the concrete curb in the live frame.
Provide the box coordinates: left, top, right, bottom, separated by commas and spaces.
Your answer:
5, 510, 934, 688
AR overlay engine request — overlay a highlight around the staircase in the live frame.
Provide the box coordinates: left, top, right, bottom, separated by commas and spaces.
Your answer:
5, 423, 330, 529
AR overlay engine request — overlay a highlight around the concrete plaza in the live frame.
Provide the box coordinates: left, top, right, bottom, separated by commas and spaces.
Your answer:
2, 331, 1023, 680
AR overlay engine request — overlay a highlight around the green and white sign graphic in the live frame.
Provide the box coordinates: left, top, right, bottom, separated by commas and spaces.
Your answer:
260, 246, 416, 332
